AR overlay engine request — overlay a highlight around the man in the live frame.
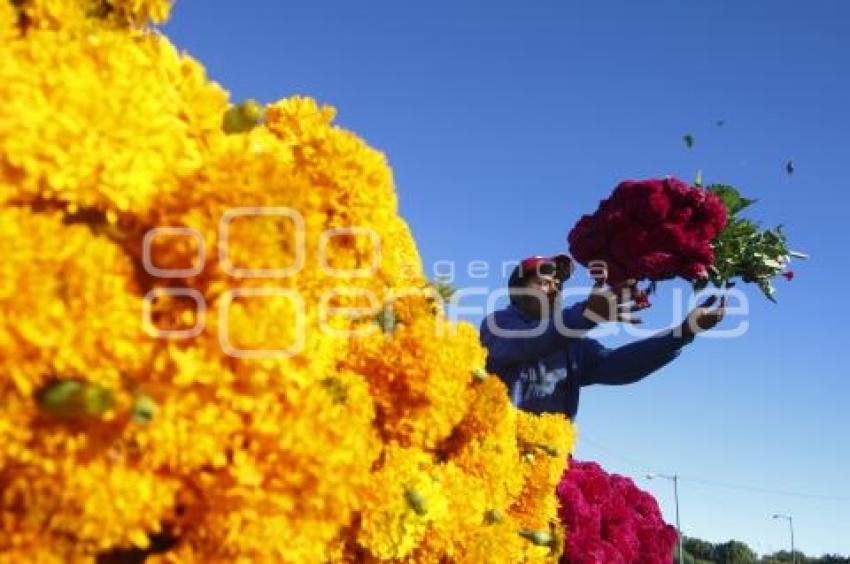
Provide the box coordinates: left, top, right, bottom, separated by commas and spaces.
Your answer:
479, 255, 726, 420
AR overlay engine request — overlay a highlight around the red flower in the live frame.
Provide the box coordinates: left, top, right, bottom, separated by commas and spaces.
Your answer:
632, 252, 679, 280
557, 460, 678, 564
667, 205, 693, 223
567, 178, 727, 284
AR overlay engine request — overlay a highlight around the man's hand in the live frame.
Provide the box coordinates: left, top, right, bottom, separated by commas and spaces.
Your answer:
680, 295, 727, 339
582, 264, 649, 325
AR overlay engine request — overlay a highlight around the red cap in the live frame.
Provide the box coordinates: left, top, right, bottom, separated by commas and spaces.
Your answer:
510, 254, 574, 288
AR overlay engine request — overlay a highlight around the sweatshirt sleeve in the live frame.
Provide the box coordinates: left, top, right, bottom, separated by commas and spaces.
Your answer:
578, 329, 695, 386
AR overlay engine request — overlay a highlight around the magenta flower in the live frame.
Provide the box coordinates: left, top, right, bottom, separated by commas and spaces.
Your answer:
557, 459, 678, 564
567, 178, 727, 284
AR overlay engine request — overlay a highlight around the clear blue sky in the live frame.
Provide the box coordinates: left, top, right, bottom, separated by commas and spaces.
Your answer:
164, 1, 849, 556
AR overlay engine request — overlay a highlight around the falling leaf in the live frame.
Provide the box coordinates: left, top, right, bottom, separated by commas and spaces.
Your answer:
716, 119, 725, 127
683, 134, 694, 149
785, 160, 795, 175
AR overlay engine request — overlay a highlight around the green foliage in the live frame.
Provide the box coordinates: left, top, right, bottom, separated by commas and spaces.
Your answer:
131, 393, 156, 424
715, 540, 758, 563
375, 307, 398, 334
222, 99, 265, 134
698, 184, 805, 302
37, 380, 115, 420
423, 276, 457, 314
707, 184, 757, 216
686, 536, 719, 560
428, 276, 456, 301
678, 535, 850, 564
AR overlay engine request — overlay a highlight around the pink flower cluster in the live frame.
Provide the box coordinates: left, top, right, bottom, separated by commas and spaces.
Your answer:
557, 460, 678, 564
567, 178, 727, 284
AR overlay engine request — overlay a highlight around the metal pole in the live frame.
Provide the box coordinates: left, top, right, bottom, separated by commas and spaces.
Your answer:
772, 514, 795, 564
789, 516, 795, 564
674, 474, 683, 564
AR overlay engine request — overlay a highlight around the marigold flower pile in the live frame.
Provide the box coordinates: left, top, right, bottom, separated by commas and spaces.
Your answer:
0, 1, 576, 561
556, 460, 678, 564
568, 178, 728, 284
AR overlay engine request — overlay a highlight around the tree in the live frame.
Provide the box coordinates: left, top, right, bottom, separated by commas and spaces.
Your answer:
714, 540, 758, 564
685, 536, 717, 561
817, 556, 850, 564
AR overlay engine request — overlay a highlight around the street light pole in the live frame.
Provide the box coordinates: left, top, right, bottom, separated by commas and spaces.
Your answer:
772, 513, 795, 564
648, 473, 683, 564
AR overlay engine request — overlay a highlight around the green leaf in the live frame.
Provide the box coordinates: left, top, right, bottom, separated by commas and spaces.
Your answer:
375, 308, 397, 334
471, 368, 489, 382
222, 99, 265, 134
519, 529, 554, 546
484, 509, 503, 524
131, 393, 157, 424
405, 488, 428, 516
707, 184, 757, 216
319, 377, 348, 404
38, 380, 115, 420
430, 277, 456, 301
757, 278, 777, 303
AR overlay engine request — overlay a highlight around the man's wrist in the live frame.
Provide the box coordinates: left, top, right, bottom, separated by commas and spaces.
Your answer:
581, 305, 600, 327
566, 301, 597, 332
678, 321, 697, 341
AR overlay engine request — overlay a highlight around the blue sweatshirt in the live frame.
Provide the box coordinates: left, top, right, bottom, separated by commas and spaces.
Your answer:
479, 302, 694, 420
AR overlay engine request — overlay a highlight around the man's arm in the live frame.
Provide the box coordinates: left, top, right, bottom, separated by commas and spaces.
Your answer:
579, 330, 694, 386
481, 302, 594, 366
578, 293, 727, 386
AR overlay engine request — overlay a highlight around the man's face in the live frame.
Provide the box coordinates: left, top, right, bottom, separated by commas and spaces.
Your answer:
517, 272, 562, 319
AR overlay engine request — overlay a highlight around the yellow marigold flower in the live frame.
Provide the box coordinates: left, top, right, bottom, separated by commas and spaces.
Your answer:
0, 26, 227, 214
0, 3, 579, 558
411, 461, 488, 562
510, 411, 574, 530
452, 519, 528, 564
444, 376, 526, 509
14, 0, 172, 31
343, 312, 486, 449
516, 409, 576, 464
0, 208, 153, 398
167, 373, 379, 561
0, 0, 19, 40
357, 445, 449, 560
0, 460, 178, 556
144, 543, 196, 564
105, 0, 173, 26
14, 0, 91, 30
0, 546, 71, 564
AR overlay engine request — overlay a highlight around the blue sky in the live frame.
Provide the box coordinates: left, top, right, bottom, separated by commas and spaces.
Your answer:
164, 1, 849, 556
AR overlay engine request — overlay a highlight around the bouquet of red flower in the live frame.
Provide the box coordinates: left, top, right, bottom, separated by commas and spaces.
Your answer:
556, 460, 678, 564
567, 177, 727, 285
568, 177, 805, 302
